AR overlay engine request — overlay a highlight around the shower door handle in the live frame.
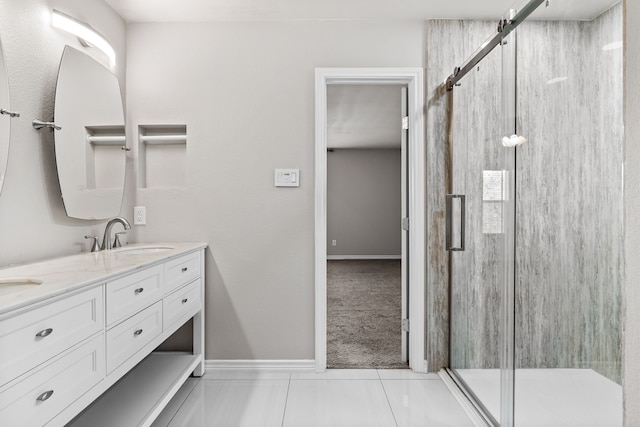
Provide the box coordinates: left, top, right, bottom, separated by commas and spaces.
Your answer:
446, 194, 466, 251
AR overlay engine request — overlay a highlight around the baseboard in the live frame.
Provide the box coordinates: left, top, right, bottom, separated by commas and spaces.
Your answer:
326, 255, 401, 260
205, 360, 315, 371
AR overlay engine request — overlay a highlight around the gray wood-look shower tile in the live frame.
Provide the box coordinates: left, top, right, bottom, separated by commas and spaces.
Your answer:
515, 4, 622, 383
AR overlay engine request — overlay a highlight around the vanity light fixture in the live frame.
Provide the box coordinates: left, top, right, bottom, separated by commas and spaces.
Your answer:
51, 10, 116, 68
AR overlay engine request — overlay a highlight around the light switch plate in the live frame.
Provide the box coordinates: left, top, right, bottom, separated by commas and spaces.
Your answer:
274, 169, 300, 187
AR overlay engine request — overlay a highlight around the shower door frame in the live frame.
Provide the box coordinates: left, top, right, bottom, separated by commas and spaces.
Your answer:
444, 27, 516, 424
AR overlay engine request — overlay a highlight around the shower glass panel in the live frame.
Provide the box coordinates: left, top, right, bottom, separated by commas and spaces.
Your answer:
449, 22, 516, 425
513, 3, 623, 425
447, 0, 623, 425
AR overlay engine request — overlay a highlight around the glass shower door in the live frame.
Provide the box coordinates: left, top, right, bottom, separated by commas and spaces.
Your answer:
448, 26, 517, 426
512, 3, 623, 425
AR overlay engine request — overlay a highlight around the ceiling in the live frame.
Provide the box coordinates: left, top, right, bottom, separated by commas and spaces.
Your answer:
105, 0, 620, 23
327, 85, 402, 150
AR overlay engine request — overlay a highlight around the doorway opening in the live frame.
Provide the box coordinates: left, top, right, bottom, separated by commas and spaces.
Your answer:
314, 68, 426, 373
325, 84, 407, 368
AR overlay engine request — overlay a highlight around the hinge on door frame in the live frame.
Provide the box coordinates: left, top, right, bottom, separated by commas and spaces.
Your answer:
402, 217, 409, 231
402, 318, 410, 332
402, 116, 409, 130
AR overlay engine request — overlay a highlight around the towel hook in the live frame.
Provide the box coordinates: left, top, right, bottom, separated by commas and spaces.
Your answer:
0, 109, 20, 118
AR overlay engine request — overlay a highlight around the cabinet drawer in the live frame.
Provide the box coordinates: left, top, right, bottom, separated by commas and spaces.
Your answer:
0, 334, 104, 427
106, 265, 163, 326
164, 278, 202, 330
165, 252, 200, 294
106, 301, 162, 374
0, 286, 104, 386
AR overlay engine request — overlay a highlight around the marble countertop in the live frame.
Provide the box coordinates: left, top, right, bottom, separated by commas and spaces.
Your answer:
0, 242, 207, 316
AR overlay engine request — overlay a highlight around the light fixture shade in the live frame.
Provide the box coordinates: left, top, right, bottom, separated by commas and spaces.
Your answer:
52, 10, 116, 68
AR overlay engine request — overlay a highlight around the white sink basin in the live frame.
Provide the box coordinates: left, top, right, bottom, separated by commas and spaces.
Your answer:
113, 245, 174, 255
0, 278, 43, 296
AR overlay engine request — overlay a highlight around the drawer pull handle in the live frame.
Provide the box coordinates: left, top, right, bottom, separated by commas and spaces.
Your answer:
35, 328, 53, 338
37, 390, 54, 402
134, 329, 143, 336
182, 298, 188, 304
181, 267, 188, 273
134, 288, 144, 295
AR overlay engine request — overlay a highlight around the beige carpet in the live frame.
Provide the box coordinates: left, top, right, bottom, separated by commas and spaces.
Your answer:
327, 260, 408, 369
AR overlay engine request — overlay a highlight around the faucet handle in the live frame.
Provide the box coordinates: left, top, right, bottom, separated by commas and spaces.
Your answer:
114, 231, 127, 248
84, 235, 101, 253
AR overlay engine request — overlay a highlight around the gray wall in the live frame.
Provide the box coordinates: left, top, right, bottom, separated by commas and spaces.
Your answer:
126, 21, 425, 360
0, 0, 129, 267
624, 1, 640, 424
327, 149, 401, 257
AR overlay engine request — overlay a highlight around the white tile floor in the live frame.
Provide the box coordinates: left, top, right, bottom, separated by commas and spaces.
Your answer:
152, 369, 475, 427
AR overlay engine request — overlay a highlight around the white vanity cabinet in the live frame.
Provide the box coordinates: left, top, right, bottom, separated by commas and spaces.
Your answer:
0, 244, 206, 427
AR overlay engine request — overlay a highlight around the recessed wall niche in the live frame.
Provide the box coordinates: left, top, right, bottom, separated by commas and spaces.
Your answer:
138, 125, 187, 188
85, 126, 126, 190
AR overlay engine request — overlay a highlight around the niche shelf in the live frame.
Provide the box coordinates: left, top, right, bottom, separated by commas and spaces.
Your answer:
85, 125, 126, 190
138, 125, 187, 189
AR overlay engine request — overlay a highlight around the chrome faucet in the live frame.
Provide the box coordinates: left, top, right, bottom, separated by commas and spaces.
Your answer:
101, 217, 131, 250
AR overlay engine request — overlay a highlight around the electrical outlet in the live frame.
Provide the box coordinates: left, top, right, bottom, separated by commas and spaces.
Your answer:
134, 206, 146, 225
332, 240, 337, 246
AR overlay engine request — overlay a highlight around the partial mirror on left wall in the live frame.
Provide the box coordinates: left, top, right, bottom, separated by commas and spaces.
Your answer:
54, 46, 126, 219
0, 37, 14, 196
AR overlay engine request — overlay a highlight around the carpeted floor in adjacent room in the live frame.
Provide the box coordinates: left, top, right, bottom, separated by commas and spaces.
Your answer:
327, 259, 408, 369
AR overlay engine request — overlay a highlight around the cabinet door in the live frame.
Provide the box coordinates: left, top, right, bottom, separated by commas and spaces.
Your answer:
165, 252, 201, 294
164, 278, 202, 331
0, 334, 104, 427
106, 301, 163, 374
0, 286, 104, 386
106, 265, 163, 326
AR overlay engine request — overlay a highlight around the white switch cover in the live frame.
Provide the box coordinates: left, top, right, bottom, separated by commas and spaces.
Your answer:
134, 206, 146, 225
275, 169, 300, 187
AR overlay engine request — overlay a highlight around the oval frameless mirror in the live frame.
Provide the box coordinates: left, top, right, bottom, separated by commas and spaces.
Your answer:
0, 38, 12, 195
54, 46, 125, 220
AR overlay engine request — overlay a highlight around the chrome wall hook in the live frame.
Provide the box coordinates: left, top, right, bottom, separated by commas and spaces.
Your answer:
0, 109, 20, 118
32, 119, 61, 131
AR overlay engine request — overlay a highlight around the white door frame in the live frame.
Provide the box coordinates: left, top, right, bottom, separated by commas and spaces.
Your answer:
315, 68, 426, 373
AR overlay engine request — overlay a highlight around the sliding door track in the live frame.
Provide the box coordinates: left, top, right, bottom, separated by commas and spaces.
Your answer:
438, 369, 499, 427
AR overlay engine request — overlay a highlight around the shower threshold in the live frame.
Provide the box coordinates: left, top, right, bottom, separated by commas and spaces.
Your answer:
450, 368, 621, 427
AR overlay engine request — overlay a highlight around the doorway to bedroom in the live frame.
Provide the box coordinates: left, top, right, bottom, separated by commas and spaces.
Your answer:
325, 84, 408, 369
314, 68, 426, 373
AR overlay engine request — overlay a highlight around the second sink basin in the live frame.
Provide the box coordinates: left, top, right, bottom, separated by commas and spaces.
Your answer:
0, 278, 43, 296
112, 245, 174, 255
